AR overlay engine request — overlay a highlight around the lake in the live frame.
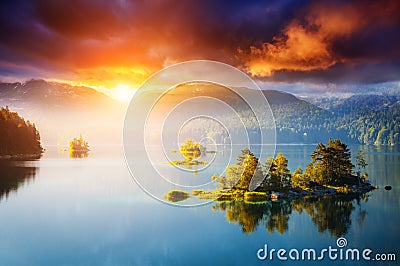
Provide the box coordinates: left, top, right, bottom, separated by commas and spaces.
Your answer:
0, 145, 398, 265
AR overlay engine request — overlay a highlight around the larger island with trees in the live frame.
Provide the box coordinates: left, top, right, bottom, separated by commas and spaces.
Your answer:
166, 139, 375, 202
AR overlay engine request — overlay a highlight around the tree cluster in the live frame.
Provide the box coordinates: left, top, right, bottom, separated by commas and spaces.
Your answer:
0, 106, 43, 155
213, 139, 369, 191
179, 139, 205, 161
213, 148, 292, 191
69, 135, 89, 152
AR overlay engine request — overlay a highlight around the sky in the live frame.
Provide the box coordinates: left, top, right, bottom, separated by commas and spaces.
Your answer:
0, 0, 399, 98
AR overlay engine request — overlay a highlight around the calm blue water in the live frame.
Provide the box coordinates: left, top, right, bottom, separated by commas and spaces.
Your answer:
0, 145, 398, 265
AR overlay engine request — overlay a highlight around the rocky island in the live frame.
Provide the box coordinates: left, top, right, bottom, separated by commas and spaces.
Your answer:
166, 139, 376, 203
169, 139, 207, 167
69, 135, 90, 158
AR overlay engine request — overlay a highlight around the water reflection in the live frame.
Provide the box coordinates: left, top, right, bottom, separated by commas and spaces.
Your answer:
69, 151, 89, 158
0, 162, 37, 201
212, 193, 370, 237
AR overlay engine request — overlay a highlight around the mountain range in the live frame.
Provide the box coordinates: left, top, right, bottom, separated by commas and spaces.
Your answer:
0, 80, 398, 146
0, 80, 125, 145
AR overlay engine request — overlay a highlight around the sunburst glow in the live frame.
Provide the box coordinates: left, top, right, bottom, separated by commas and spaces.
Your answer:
113, 84, 135, 102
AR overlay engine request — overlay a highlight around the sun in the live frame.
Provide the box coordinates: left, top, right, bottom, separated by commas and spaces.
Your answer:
113, 84, 134, 102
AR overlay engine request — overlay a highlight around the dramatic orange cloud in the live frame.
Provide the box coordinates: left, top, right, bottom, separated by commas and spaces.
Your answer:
1, 0, 399, 87
72, 66, 151, 89
239, 0, 400, 77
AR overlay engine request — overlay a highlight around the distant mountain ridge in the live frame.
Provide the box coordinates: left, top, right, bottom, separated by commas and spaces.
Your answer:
270, 93, 400, 145
0, 80, 125, 145
331, 94, 400, 113
261, 90, 301, 105
0, 80, 398, 145
0, 79, 113, 108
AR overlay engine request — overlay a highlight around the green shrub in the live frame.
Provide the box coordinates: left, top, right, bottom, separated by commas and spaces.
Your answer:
164, 190, 190, 202
244, 191, 268, 201
192, 189, 206, 196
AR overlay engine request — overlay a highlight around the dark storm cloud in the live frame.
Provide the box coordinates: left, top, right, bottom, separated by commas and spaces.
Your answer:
0, 0, 307, 68
0, 0, 399, 86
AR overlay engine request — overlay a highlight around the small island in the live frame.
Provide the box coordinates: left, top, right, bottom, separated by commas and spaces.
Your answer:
165, 139, 375, 203
0, 106, 43, 160
69, 135, 89, 158
164, 190, 191, 202
170, 139, 207, 167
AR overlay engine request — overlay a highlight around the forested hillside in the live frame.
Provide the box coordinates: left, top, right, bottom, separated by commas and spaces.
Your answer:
0, 107, 43, 156
269, 93, 400, 145
169, 85, 399, 145
0, 80, 398, 145
330, 95, 400, 145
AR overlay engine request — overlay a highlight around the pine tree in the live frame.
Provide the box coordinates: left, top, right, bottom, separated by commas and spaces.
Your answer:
355, 150, 367, 176
273, 153, 291, 188
310, 139, 354, 185
355, 150, 368, 184
261, 153, 292, 190
213, 149, 263, 191
292, 167, 310, 189
234, 149, 262, 190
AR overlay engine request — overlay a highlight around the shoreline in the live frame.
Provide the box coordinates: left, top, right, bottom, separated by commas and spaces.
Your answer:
167, 183, 377, 203
169, 160, 208, 166
0, 152, 43, 160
